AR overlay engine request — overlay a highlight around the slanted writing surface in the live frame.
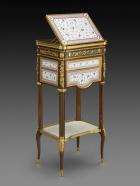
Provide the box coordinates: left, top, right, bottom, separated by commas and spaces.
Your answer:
46, 13, 104, 45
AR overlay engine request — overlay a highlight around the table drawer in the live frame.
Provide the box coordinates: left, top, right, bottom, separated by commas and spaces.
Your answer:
67, 67, 101, 88
67, 57, 101, 71
40, 57, 58, 70
66, 57, 102, 88
40, 57, 58, 86
40, 69, 58, 85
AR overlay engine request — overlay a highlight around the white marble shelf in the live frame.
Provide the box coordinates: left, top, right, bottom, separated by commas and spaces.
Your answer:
41, 121, 100, 141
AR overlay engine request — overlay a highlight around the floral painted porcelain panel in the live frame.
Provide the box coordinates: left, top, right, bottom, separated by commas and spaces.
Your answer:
67, 67, 100, 88
41, 69, 58, 85
46, 13, 103, 45
40, 58, 58, 70
67, 58, 100, 70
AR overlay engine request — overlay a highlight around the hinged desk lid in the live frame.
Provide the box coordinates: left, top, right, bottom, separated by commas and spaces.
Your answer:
46, 13, 104, 46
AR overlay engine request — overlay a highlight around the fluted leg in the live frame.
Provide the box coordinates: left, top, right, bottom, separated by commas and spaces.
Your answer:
36, 83, 43, 163
99, 83, 105, 162
100, 129, 105, 161
36, 130, 41, 162
58, 89, 66, 176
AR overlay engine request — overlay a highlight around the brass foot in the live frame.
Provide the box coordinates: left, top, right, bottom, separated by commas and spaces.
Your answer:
75, 148, 80, 155
77, 147, 80, 151
75, 147, 80, 154
35, 159, 40, 167
100, 159, 105, 166
59, 170, 64, 177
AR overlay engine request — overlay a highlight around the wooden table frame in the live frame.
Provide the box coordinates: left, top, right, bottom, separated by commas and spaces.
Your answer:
35, 34, 107, 176
36, 81, 105, 176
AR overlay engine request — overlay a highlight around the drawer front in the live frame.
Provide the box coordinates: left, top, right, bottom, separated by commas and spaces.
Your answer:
67, 57, 100, 70
67, 68, 101, 88
40, 69, 58, 85
66, 57, 102, 88
40, 57, 58, 70
40, 57, 58, 86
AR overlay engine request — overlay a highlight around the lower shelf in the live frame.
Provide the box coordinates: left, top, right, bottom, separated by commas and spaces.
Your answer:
41, 121, 101, 141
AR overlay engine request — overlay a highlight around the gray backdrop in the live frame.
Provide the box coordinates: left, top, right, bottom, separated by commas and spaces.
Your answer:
0, 3, 140, 186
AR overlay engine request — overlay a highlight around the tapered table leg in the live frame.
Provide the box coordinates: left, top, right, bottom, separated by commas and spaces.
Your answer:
76, 137, 80, 151
76, 87, 81, 151
100, 129, 105, 161
58, 89, 66, 176
99, 82, 105, 162
36, 130, 41, 162
36, 83, 43, 163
